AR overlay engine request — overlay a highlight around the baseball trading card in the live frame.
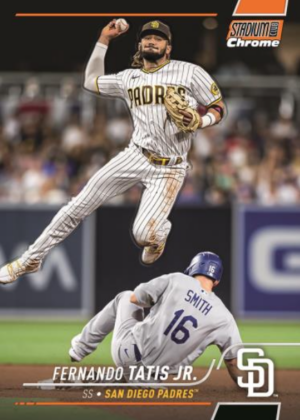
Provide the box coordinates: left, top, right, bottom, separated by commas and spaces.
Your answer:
0, 2, 299, 420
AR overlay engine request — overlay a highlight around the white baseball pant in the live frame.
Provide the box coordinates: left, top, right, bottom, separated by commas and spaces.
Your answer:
22, 143, 186, 263
72, 290, 145, 379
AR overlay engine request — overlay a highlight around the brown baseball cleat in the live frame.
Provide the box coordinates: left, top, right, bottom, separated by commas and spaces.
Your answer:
141, 220, 172, 264
0, 258, 41, 285
141, 242, 166, 265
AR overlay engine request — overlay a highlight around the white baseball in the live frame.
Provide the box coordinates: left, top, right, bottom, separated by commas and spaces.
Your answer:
116, 18, 128, 32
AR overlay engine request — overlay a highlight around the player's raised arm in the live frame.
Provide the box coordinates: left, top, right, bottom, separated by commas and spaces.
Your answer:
83, 19, 129, 93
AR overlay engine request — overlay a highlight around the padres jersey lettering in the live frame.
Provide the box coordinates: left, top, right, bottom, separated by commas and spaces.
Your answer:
127, 85, 186, 108
97, 60, 222, 158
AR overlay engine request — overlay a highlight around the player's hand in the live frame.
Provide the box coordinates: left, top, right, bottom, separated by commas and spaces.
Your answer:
179, 110, 194, 126
99, 19, 129, 45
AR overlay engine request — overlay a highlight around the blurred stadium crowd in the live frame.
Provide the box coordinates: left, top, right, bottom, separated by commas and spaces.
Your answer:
0, 76, 299, 207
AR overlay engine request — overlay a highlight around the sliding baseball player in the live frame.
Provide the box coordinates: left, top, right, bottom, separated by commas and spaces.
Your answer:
69, 252, 242, 384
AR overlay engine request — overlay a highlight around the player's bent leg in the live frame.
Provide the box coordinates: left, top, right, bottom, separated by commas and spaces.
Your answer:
133, 218, 172, 264
141, 220, 172, 264
133, 166, 185, 264
111, 291, 144, 366
0, 173, 108, 285
69, 290, 135, 362
0, 146, 142, 285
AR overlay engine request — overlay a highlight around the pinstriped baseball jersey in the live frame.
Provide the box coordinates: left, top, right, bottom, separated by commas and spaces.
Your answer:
132, 273, 242, 367
13, 55, 221, 276
96, 60, 222, 159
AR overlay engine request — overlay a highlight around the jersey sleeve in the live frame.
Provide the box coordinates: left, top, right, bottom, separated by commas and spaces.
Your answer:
215, 316, 243, 360
96, 71, 125, 98
191, 66, 222, 107
133, 274, 171, 307
178, 347, 203, 366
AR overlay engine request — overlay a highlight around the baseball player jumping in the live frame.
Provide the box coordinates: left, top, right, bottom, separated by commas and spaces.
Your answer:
0, 20, 225, 284
69, 252, 242, 384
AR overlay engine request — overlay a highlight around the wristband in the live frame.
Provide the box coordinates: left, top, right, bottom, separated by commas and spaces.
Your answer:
210, 104, 224, 119
201, 113, 216, 128
96, 42, 108, 50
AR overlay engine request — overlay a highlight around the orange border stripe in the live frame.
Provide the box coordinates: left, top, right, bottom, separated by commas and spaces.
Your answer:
234, 0, 288, 15
15, 401, 212, 406
15, 13, 218, 17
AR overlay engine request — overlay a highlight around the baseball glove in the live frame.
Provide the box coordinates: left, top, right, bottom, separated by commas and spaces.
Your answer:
164, 87, 201, 133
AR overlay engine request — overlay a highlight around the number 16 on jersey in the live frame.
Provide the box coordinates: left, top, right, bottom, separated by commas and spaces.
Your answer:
164, 309, 198, 344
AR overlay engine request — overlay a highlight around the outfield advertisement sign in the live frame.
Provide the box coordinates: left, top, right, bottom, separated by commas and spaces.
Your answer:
0, 205, 95, 317
234, 205, 300, 318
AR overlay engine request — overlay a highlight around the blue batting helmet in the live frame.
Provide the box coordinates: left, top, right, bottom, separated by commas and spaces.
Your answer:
184, 252, 223, 282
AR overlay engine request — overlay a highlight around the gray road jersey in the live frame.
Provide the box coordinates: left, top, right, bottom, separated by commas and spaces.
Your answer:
96, 60, 222, 159
132, 273, 242, 367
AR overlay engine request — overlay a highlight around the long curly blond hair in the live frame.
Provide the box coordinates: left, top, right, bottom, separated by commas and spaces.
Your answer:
131, 50, 144, 68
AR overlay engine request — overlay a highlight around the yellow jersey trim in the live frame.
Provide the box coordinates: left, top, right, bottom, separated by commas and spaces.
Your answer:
206, 97, 223, 108
141, 60, 171, 74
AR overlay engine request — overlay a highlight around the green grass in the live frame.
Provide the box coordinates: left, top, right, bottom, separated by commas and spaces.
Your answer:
0, 320, 299, 369
0, 321, 109, 365
0, 399, 133, 420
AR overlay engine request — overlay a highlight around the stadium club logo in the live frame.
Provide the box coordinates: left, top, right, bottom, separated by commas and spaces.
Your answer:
236, 348, 275, 397
227, 0, 289, 48
227, 21, 283, 48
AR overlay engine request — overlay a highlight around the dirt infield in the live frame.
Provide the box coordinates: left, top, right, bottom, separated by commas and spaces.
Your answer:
0, 365, 299, 420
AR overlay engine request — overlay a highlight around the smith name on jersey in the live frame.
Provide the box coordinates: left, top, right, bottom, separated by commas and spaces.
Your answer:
131, 272, 242, 367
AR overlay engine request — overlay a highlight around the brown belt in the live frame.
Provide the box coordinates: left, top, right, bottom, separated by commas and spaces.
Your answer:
141, 147, 183, 166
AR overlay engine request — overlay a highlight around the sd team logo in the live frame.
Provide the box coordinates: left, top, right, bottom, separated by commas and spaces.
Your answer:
237, 348, 275, 397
